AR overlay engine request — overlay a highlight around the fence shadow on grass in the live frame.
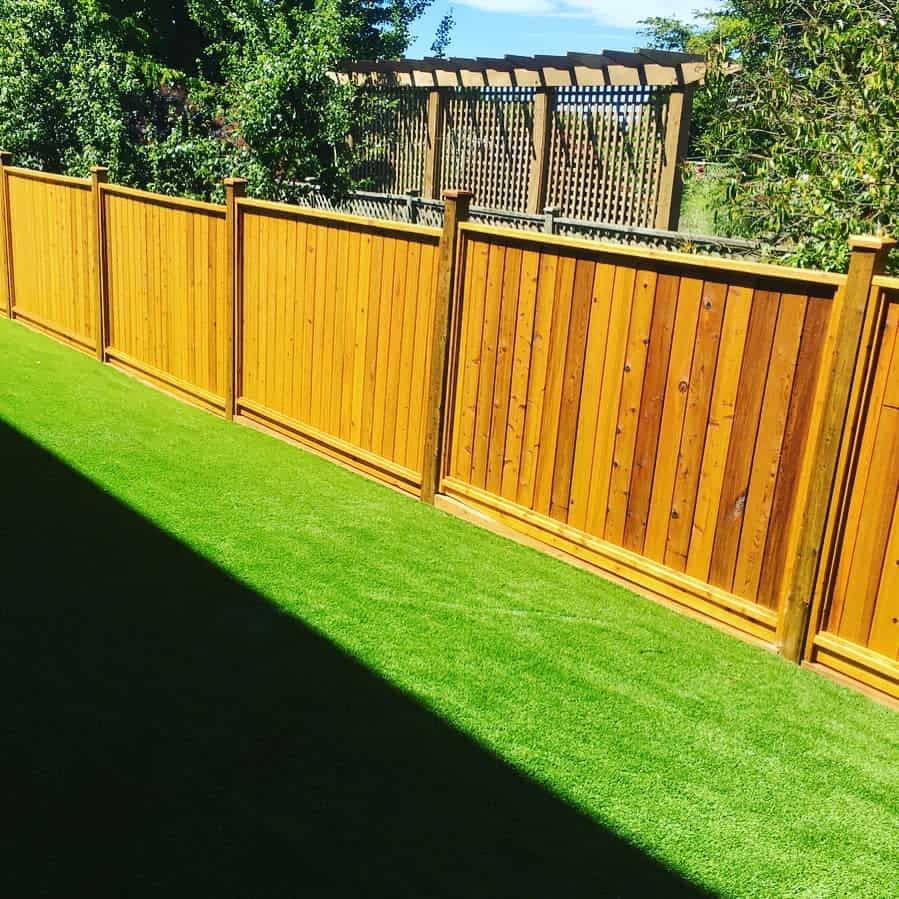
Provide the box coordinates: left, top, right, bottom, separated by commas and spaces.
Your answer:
0, 420, 709, 898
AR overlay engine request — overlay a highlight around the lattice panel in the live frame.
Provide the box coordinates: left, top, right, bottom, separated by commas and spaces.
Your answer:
355, 89, 429, 194
439, 88, 536, 212
546, 86, 668, 227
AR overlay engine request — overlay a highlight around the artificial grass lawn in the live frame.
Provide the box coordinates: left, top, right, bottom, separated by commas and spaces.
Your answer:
1, 316, 897, 898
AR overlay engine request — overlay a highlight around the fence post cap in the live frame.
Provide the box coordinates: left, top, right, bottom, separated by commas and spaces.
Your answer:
848, 234, 896, 251
442, 189, 473, 200
89, 165, 108, 175
0, 150, 11, 164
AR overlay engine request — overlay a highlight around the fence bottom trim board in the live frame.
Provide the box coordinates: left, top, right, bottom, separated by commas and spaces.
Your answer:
811, 632, 899, 700
236, 396, 422, 494
12, 308, 95, 355
440, 476, 778, 643
106, 348, 226, 416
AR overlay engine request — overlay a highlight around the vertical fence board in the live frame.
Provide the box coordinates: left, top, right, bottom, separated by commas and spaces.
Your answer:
642, 276, 703, 561
566, 262, 616, 531
604, 270, 658, 544
732, 294, 807, 601
624, 272, 680, 552
707, 289, 781, 590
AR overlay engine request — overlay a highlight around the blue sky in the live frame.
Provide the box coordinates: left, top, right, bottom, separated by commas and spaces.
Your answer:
407, 1, 705, 58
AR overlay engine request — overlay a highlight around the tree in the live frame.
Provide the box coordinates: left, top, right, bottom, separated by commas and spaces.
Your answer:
638, 11, 743, 159
0, 0, 436, 201
637, 16, 699, 54
429, 9, 454, 58
698, 0, 899, 271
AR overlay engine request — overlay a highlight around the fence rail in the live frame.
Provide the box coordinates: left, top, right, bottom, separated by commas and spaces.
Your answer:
0, 155, 896, 703
294, 187, 778, 259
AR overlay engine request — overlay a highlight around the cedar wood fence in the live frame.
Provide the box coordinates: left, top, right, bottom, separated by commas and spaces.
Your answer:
1, 153, 897, 703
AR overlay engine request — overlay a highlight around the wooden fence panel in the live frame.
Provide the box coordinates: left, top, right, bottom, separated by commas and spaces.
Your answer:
443, 223, 844, 640
809, 280, 899, 698
101, 185, 229, 413
235, 200, 441, 492
3, 168, 96, 351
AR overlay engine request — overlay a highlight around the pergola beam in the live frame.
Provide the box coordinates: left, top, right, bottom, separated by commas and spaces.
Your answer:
335, 48, 707, 89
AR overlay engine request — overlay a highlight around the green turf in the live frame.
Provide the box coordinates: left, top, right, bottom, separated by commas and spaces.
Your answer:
1, 316, 897, 898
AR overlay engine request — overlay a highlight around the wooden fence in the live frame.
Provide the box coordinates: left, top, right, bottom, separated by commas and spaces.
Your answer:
234, 198, 442, 491
441, 226, 842, 642
805, 276, 899, 697
0, 154, 895, 703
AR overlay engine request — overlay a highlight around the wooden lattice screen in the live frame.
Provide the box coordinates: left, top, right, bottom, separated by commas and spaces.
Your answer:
438, 88, 535, 213
355, 90, 430, 195
352, 84, 690, 229
546, 86, 667, 227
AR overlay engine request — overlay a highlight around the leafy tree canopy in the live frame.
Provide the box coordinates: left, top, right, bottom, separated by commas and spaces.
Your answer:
642, 1, 899, 271
0, 0, 437, 201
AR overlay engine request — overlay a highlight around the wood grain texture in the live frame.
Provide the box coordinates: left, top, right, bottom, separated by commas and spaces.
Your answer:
446, 230, 842, 640
817, 291, 899, 675
238, 201, 441, 484
103, 187, 228, 405
5, 170, 96, 350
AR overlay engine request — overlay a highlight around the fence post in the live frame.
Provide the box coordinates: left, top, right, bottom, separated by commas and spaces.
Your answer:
654, 86, 695, 231
543, 205, 559, 235
423, 88, 445, 200
527, 87, 554, 214
224, 177, 247, 421
224, 178, 247, 420
0, 150, 12, 319
777, 234, 896, 662
406, 189, 421, 224
420, 188, 472, 504
90, 166, 109, 361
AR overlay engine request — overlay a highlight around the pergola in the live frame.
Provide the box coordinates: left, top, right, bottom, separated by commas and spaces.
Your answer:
336, 50, 706, 230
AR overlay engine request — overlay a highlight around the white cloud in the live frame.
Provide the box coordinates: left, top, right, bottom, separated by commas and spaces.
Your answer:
455, 0, 706, 29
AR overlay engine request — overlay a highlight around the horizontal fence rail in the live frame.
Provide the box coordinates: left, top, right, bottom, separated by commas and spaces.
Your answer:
293, 187, 782, 260
1, 154, 896, 703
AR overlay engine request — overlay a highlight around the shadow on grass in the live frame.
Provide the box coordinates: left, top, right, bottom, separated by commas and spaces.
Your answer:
0, 420, 708, 897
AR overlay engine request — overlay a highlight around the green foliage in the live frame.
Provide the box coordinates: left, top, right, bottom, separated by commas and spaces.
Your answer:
0, 0, 434, 201
638, 16, 700, 54
429, 9, 454, 58
700, 0, 899, 271
638, 11, 744, 160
